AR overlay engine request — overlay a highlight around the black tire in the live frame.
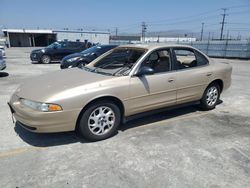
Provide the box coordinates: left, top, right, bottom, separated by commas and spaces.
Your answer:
200, 83, 220, 110
77, 101, 121, 141
40, 55, 51, 64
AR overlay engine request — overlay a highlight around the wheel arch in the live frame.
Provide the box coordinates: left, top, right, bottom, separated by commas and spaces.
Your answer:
208, 79, 224, 92
75, 95, 125, 130
40, 54, 51, 63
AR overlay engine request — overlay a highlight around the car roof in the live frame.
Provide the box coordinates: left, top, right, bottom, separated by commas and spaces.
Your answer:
97, 44, 118, 47
118, 43, 210, 60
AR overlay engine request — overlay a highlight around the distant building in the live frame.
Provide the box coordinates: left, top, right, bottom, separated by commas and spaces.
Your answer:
109, 35, 196, 45
110, 35, 141, 45
2, 29, 110, 47
145, 37, 197, 43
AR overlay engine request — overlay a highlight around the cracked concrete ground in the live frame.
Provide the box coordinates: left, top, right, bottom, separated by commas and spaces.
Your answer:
0, 48, 249, 188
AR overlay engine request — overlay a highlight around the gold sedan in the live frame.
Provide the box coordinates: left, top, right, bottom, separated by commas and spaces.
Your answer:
8, 44, 232, 141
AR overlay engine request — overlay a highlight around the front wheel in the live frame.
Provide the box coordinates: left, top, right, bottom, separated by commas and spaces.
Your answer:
77, 101, 121, 141
40, 55, 51, 64
200, 83, 220, 110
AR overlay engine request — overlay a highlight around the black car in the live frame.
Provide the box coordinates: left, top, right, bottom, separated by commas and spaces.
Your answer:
60, 45, 118, 69
30, 41, 87, 64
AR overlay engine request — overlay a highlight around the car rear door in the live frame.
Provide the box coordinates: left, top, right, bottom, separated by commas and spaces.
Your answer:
172, 47, 212, 104
126, 49, 177, 115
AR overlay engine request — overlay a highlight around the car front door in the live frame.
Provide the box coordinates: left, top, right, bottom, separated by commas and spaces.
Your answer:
126, 49, 177, 116
51, 42, 68, 61
172, 47, 211, 104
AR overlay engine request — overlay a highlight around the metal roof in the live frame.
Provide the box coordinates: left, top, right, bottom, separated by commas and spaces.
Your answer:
2, 29, 110, 35
2, 29, 53, 34
54, 29, 110, 34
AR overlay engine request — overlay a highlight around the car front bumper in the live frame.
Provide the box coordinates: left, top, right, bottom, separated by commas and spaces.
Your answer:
8, 94, 81, 133
30, 53, 42, 62
60, 59, 78, 69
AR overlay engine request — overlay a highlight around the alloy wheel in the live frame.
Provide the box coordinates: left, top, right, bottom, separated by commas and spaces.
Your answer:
88, 106, 115, 136
206, 86, 218, 106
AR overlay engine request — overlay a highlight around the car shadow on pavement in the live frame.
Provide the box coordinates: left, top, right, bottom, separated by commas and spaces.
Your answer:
121, 100, 223, 131
0, 72, 9, 77
120, 104, 201, 131
31, 61, 60, 64
14, 122, 88, 147
14, 102, 223, 147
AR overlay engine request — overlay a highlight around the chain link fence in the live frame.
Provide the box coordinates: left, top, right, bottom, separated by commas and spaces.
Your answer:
111, 40, 250, 59
160, 40, 250, 59
176, 40, 250, 59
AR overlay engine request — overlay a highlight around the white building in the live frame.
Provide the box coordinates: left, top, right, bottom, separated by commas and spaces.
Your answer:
2, 29, 110, 47
144, 37, 196, 43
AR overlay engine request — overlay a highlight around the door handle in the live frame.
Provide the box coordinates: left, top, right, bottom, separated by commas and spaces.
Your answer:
168, 78, 174, 83
206, 72, 212, 76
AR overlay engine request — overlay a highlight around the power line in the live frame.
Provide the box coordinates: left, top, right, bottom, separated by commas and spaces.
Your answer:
146, 10, 221, 25
220, 8, 228, 40
224, 4, 250, 9
227, 22, 250, 25
148, 14, 220, 27
229, 10, 250, 15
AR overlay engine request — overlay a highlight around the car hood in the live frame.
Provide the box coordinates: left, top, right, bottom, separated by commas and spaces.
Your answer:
31, 49, 43, 53
63, 53, 83, 60
62, 52, 93, 62
16, 68, 113, 103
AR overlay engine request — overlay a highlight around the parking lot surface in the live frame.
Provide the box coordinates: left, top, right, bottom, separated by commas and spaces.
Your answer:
0, 48, 250, 188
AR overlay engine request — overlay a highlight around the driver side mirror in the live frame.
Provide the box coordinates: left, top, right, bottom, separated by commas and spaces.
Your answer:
135, 66, 154, 77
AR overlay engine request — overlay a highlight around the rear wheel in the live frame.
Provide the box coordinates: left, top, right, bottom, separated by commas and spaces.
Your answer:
77, 101, 121, 141
40, 55, 51, 64
200, 83, 220, 110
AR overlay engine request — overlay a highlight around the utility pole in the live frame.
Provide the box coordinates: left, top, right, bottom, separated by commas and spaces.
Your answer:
208, 32, 211, 41
115, 27, 118, 37
220, 8, 228, 40
226, 30, 230, 40
141, 22, 147, 43
200, 22, 204, 41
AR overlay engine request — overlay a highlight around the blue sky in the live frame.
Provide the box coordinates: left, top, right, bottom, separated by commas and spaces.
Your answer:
0, 0, 250, 38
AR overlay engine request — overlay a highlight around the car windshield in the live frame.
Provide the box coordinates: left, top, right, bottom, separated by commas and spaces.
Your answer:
83, 47, 146, 76
80, 46, 101, 55
46, 42, 62, 49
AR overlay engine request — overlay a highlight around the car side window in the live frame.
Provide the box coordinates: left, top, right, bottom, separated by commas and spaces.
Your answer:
66, 42, 78, 49
58, 42, 68, 49
141, 49, 171, 74
173, 48, 209, 70
173, 49, 197, 70
195, 50, 209, 66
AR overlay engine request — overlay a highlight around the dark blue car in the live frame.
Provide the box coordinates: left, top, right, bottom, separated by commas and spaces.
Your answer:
30, 41, 86, 64
60, 45, 118, 69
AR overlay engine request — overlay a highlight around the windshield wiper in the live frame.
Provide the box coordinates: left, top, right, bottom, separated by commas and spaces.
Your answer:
94, 69, 113, 76
112, 66, 131, 76
80, 66, 94, 72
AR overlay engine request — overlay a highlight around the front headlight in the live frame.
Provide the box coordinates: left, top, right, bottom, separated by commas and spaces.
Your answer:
67, 57, 81, 62
20, 99, 62, 112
